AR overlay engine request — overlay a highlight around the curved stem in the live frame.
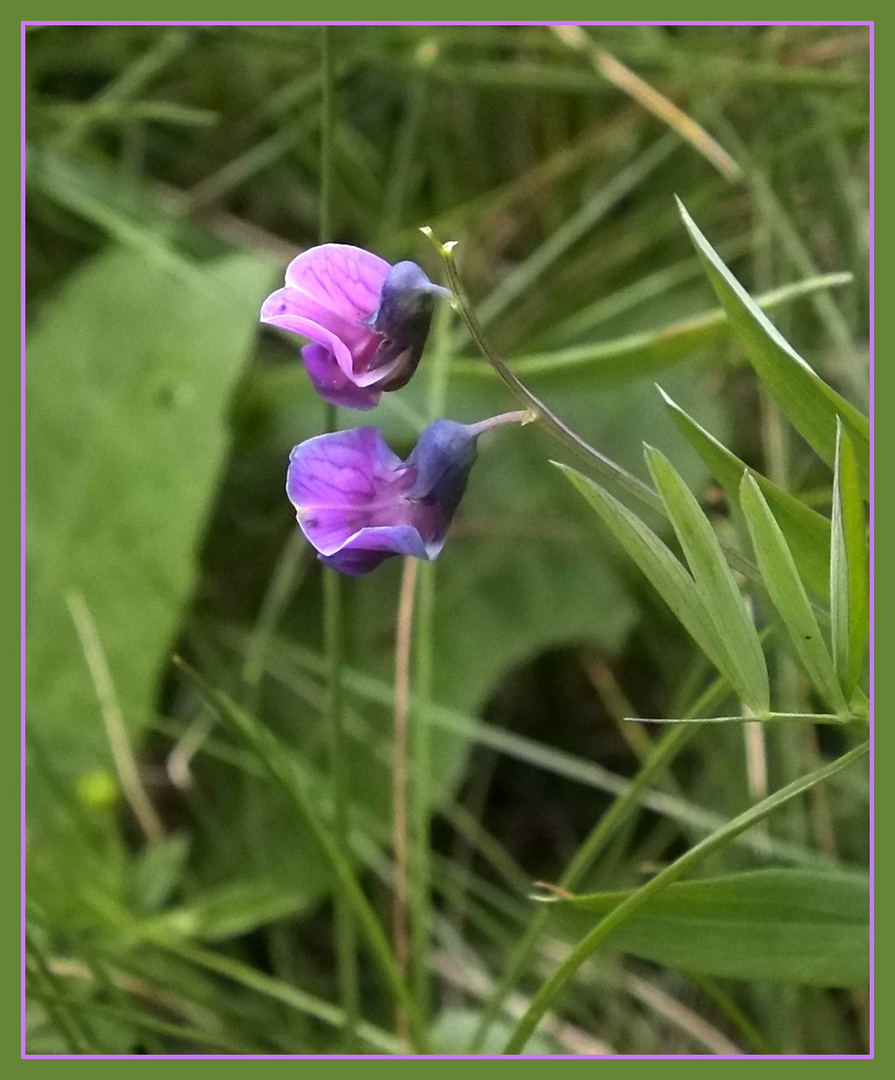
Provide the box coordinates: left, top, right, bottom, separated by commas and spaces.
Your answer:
422, 228, 662, 513
502, 740, 868, 1054
421, 228, 770, 589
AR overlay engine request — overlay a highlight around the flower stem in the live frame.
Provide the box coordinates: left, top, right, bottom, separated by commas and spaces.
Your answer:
320, 25, 359, 1050
392, 556, 419, 1045
422, 228, 771, 590
421, 228, 662, 514
408, 296, 453, 1022
468, 409, 533, 437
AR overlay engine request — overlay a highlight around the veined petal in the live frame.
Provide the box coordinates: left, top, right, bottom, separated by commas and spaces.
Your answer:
287, 428, 416, 554
261, 246, 449, 409
260, 286, 360, 345
261, 287, 378, 381
283, 414, 516, 575
284, 244, 390, 323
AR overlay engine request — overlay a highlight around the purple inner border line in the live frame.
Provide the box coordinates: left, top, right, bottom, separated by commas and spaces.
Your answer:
22, 16, 872, 1062
23, 19, 873, 25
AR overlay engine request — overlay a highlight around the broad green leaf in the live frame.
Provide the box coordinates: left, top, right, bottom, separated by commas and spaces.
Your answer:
645, 448, 770, 715
676, 197, 869, 492
558, 869, 868, 987
27, 245, 276, 779
658, 386, 831, 600
555, 463, 731, 683
831, 421, 870, 699
740, 475, 846, 714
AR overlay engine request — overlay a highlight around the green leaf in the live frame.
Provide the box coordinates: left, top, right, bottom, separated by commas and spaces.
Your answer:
658, 386, 831, 600
645, 447, 770, 715
831, 420, 870, 699
739, 475, 846, 714
503, 740, 869, 1052
171, 659, 429, 1053
676, 197, 869, 492
140, 879, 314, 943
554, 463, 732, 683
558, 869, 869, 987
26, 245, 276, 778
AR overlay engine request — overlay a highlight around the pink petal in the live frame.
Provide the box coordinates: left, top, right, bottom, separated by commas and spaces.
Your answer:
284, 244, 390, 323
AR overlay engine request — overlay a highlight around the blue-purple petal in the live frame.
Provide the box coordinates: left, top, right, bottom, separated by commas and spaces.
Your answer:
286, 418, 485, 576
318, 525, 430, 576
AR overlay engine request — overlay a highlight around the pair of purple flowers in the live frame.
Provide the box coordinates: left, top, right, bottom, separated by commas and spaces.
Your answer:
261, 244, 522, 576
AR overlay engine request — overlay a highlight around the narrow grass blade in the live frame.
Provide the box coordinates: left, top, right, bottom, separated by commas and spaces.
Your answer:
676, 197, 869, 492
636, 713, 847, 726
502, 739, 869, 1053
555, 463, 731, 683
452, 275, 852, 384
740, 474, 846, 715
831, 420, 870, 700
645, 447, 770, 715
171, 658, 428, 1052
658, 386, 831, 600
475, 134, 678, 329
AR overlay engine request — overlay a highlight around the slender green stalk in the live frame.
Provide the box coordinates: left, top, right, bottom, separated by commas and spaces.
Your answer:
422, 229, 771, 594
318, 27, 334, 247
467, 724, 694, 1051
406, 292, 454, 1023
319, 26, 359, 1049
502, 739, 869, 1053
422, 228, 662, 513
392, 557, 419, 1045
173, 658, 429, 1051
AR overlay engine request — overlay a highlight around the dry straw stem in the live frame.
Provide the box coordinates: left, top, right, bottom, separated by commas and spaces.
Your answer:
551, 25, 743, 183
65, 590, 165, 842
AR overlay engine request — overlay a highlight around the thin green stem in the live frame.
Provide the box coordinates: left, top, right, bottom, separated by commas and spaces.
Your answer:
319, 26, 334, 246
467, 723, 694, 1052
319, 26, 358, 1050
410, 559, 435, 1021
422, 228, 662, 512
392, 557, 419, 1045
422, 229, 772, 591
502, 739, 868, 1054
408, 295, 453, 1025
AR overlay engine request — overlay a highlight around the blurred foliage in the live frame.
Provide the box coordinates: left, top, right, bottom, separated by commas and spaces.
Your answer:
26, 24, 869, 1056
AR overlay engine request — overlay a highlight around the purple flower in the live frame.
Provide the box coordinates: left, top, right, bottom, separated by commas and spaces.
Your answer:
260, 244, 450, 410
286, 412, 529, 576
